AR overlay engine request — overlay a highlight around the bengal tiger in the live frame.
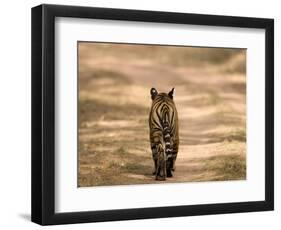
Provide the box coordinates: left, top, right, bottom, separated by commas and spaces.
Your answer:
149, 87, 179, 181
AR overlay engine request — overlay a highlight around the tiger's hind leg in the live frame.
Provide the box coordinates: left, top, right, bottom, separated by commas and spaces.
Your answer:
151, 145, 157, 175
167, 146, 178, 176
171, 149, 178, 172
155, 144, 166, 181
166, 157, 173, 177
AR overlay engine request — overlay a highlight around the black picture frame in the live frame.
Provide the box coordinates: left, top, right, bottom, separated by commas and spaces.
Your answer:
31, 4, 274, 225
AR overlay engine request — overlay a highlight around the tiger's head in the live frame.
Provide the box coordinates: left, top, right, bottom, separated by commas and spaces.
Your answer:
150, 87, 175, 100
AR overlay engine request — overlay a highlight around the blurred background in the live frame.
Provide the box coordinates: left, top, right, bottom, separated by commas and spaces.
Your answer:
78, 42, 246, 187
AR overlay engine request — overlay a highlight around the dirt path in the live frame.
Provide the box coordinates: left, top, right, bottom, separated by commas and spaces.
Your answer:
78, 44, 246, 187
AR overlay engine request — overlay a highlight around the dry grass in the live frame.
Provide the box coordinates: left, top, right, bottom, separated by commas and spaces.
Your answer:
203, 154, 246, 181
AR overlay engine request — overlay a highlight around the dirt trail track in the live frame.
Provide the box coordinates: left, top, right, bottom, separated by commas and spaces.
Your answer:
78, 44, 246, 186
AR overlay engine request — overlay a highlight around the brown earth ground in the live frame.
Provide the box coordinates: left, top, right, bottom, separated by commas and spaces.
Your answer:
78, 43, 246, 187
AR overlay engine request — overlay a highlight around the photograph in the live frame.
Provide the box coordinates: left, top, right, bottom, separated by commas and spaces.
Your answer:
78, 42, 247, 187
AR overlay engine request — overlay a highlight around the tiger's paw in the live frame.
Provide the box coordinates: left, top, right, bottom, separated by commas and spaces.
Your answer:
166, 169, 173, 177
156, 175, 166, 181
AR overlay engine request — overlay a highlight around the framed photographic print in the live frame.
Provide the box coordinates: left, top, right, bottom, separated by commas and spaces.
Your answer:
31, 4, 274, 225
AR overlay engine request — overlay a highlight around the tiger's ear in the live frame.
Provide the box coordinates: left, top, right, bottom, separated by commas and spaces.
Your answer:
168, 88, 175, 99
150, 88, 158, 100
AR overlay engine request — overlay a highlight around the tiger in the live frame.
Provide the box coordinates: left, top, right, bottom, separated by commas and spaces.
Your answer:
149, 87, 179, 181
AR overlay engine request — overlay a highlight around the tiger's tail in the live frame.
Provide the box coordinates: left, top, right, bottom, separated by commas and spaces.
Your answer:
163, 122, 172, 159
162, 112, 173, 177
